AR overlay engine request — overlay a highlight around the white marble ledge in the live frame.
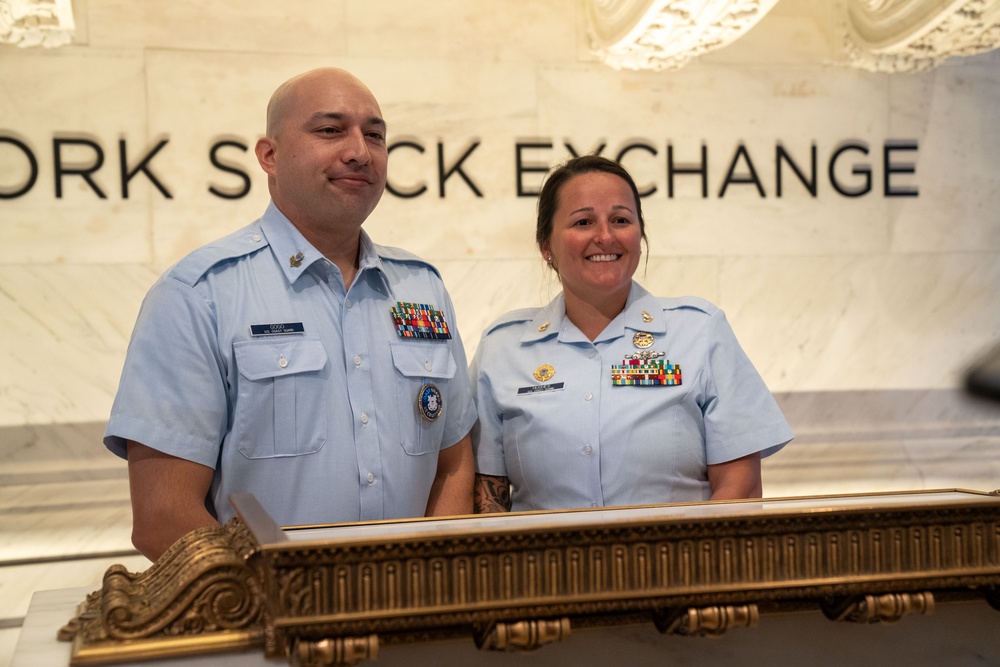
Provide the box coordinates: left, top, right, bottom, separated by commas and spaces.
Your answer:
1, 556, 149, 621
1, 423, 115, 465
2, 505, 134, 561
762, 434, 1000, 499
0, 477, 129, 512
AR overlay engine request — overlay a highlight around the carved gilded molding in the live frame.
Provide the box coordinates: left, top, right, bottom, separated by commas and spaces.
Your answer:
474, 617, 571, 651
653, 603, 760, 635
843, 0, 1000, 71
821, 591, 936, 622
61, 490, 1000, 666
0, 0, 74, 48
585, 0, 781, 70
293, 635, 380, 667
59, 519, 268, 664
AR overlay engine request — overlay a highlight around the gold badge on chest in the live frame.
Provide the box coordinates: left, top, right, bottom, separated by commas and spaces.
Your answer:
533, 364, 555, 382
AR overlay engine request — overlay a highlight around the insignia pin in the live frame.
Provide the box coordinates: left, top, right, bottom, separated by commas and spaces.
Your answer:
632, 331, 654, 349
642, 310, 653, 323
289, 252, 304, 268
417, 384, 443, 422
537, 322, 550, 332
533, 364, 555, 382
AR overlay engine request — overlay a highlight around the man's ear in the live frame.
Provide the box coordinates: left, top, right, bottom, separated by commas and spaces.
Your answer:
255, 137, 276, 175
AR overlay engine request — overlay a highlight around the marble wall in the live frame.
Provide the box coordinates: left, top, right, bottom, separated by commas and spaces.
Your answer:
1, 0, 999, 434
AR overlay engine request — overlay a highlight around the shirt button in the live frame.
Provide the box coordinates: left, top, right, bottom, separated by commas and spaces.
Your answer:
583, 445, 593, 455
591, 502, 599, 508
588, 350, 597, 359
278, 356, 288, 368
367, 472, 375, 484
360, 413, 369, 425
345, 299, 353, 309
354, 354, 362, 366
424, 360, 433, 371
251, 234, 261, 242
584, 392, 593, 401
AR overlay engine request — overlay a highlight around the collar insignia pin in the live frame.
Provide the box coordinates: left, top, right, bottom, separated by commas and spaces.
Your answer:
289, 252, 304, 268
642, 310, 653, 323
537, 321, 550, 332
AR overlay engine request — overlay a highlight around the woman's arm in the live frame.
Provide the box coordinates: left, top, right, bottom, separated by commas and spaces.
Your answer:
474, 473, 512, 513
707, 452, 762, 500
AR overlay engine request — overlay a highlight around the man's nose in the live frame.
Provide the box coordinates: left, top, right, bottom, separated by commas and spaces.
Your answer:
342, 128, 372, 165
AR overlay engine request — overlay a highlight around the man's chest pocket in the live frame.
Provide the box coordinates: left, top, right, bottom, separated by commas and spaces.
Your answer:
390, 343, 456, 456
233, 337, 329, 459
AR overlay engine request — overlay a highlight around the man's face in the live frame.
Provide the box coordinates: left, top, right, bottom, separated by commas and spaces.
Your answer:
260, 70, 388, 231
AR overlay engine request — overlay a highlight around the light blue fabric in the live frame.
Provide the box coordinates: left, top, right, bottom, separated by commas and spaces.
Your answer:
105, 202, 476, 526
471, 282, 792, 511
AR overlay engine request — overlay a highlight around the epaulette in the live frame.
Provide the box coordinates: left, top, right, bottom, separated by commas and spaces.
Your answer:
168, 225, 269, 287
484, 308, 539, 336
659, 295, 719, 317
376, 244, 442, 278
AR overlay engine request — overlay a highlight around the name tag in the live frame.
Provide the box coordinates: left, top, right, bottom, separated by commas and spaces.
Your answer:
250, 322, 305, 337
517, 382, 565, 395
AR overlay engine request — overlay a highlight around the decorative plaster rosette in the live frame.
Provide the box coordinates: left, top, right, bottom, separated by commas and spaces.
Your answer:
842, 0, 1000, 72
0, 0, 74, 48
585, 0, 781, 70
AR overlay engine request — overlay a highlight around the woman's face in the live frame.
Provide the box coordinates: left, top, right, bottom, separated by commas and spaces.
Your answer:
541, 170, 642, 305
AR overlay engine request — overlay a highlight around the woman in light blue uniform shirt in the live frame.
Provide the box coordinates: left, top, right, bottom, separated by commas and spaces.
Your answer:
471, 155, 793, 513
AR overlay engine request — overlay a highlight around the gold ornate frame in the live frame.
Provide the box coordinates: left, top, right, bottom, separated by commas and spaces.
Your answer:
60, 489, 1000, 665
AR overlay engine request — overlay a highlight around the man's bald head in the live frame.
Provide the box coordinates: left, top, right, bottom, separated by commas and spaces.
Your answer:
265, 67, 380, 139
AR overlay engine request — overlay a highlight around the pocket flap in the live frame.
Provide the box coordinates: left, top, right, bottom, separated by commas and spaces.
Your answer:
390, 343, 457, 379
235, 338, 328, 381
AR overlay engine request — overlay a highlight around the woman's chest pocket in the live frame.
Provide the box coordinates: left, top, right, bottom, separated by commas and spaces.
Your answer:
233, 337, 329, 459
391, 342, 456, 455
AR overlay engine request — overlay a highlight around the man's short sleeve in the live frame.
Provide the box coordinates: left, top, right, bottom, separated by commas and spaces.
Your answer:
103, 275, 228, 468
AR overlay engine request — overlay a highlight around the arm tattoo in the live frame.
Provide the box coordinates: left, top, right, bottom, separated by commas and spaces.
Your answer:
474, 474, 512, 513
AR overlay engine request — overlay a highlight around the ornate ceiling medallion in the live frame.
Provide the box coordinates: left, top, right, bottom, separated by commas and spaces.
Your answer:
586, 0, 780, 71
0, 0, 75, 48
843, 0, 1000, 71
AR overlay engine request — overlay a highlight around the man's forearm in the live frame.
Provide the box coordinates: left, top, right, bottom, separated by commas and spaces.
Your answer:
127, 440, 218, 561
425, 434, 474, 516
131, 505, 220, 561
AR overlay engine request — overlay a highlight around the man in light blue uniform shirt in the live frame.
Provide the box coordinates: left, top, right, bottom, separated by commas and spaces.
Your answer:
104, 68, 476, 561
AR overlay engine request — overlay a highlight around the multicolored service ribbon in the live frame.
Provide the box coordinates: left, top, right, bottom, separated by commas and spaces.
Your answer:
611, 359, 681, 386
391, 302, 452, 339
